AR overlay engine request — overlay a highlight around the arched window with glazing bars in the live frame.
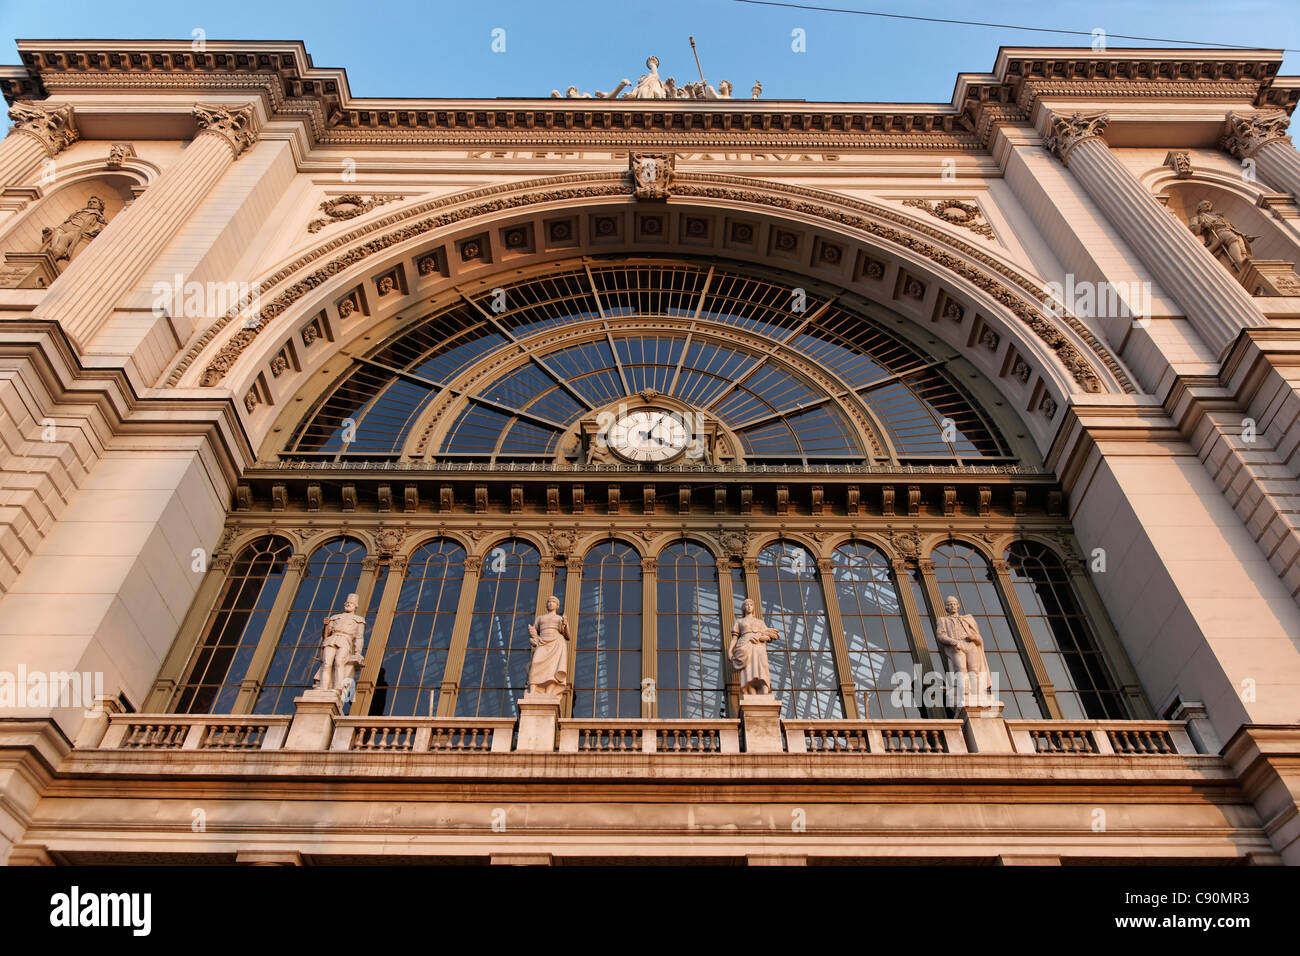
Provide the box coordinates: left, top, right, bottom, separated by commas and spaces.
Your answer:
656, 541, 726, 719
574, 540, 642, 718
373, 539, 465, 716
457, 539, 542, 718
757, 540, 843, 718
174, 535, 293, 714
254, 537, 366, 714
832, 540, 921, 718
928, 542, 1041, 719
1005, 540, 1128, 719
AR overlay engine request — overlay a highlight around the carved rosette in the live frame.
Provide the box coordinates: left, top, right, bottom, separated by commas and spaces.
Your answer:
1044, 111, 1109, 164
193, 103, 259, 160
1221, 111, 1292, 159
7, 102, 79, 156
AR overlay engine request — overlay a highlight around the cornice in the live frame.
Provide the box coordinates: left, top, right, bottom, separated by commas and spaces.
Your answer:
4, 42, 1294, 150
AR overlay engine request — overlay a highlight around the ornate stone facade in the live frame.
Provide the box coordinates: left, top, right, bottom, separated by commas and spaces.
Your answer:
0, 41, 1299, 868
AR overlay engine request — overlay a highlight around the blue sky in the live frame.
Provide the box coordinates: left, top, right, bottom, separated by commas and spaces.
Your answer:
1, 0, 1298, 102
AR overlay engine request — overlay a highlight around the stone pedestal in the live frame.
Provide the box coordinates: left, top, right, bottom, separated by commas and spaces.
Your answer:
72, 695, 124, 750
0, 252, 58, 289
959, 699, 1012, 754
739, 693, 784, 753
515, 693, 560, 752
285, 689, 341, 751
1239, 259, 1300, 297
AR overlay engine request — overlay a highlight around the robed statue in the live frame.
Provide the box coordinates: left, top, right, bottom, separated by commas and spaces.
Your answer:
934, 595, 993, 703
527, 595, 570, 695
314, 592, 366, 698
729, 598, 780, 695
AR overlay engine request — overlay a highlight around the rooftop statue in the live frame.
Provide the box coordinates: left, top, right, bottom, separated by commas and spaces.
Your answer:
551, 53, 760, 100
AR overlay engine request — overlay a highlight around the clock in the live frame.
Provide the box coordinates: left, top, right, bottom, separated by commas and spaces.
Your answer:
606, 409, 689, 464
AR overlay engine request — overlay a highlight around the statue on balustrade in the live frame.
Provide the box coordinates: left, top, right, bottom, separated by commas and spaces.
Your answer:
527, 595, 570, 695
934, 595, 993, 704
1188, 200, 1255, 275
729, 598, 780, 696
314, 593, 366, 700
39, 196, 107, 266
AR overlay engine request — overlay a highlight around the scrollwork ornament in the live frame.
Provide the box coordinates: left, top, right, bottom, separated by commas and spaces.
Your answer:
7, 102, 78, 156
1044, 111, 1109, 164
192, 103, 258, 159
1221, 111, 1292, 159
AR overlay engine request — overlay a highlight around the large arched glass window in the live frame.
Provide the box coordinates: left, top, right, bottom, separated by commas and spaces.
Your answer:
657, 541, 726, 719
832, 541, 920, 718
1005, 541, 1128, 719
282, 263, 1012, 467
373, 539, 465, 716
757, 541, 843, 718
174, 536, 292, 714
929, 542, 1042, 719
254, 537, 366, 714
574, 540, 642, 718
457, 539, 541, 718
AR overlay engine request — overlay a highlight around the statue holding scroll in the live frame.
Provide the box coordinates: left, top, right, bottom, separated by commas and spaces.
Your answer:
729, 598, 780, 696
527, 595, 570, 695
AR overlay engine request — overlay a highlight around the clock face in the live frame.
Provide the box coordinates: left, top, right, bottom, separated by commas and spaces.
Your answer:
607, 410, 689, 464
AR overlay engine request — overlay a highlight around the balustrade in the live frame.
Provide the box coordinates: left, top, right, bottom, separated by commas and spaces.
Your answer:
91, 713, 1197, 757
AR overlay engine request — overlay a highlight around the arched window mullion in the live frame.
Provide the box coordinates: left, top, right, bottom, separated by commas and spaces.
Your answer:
756, 541, 843, 719
656, 541, 726, 719
574, 541, 642, 718
456, 540, 541, 718
164, 536, 293, 714
251, 537, 367, 715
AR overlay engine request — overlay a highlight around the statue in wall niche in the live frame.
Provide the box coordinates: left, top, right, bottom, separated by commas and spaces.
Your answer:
729, 598, 780, 696
315, 593, 366, 700
527, 595, 570, 695
39, 196, 107, 265
934, 595, 993, 704
1188, 200, 1255, 275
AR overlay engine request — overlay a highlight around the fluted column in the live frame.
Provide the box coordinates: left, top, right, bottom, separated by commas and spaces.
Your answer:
1222, 110, 1300, 201
33, 102, 258, 350
1, 102, 77, 187
1045, 111, 1266, 356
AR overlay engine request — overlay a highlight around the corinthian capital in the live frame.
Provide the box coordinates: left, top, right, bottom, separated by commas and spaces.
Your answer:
6, 102, 78, 156
192, 103, 258, 159
1221, 111, 1292, 159
1044, 111, 1109, 164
